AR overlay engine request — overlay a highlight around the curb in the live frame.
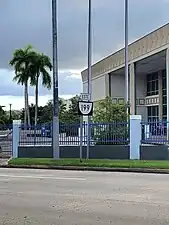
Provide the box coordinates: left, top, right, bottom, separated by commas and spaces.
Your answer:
1, 164, 169, 174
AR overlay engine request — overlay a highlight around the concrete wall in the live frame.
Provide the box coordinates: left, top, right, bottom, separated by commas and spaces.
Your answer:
110, 73, 125, 98
18, 145, 169, 160
83, 75, 106, 102
18, 146, 129, 159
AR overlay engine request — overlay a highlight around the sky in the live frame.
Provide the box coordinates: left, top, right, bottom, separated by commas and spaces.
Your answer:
1, 0, 169, 110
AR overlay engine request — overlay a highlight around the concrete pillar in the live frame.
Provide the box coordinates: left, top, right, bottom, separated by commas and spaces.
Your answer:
130, 115, 142, 160
12, 120, 21, 158
158, 70, 163, 120
105, 74, 110, 97
129, 63, 136, 115
166, 48, 169, 138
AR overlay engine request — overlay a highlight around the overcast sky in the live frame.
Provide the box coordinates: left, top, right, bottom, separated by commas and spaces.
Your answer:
1, 0, 169, 110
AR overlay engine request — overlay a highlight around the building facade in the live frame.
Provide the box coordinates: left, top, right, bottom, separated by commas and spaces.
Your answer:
81, 23, 169, 122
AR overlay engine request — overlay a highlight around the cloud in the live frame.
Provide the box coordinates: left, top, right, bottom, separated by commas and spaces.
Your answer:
0, 68, 82, 97
1, 0, 169, 72
0, 94, 74, 111
1, 0, 169, 109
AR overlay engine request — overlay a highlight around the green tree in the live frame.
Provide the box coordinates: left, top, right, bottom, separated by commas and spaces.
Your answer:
93, 97, 128, 145
20, 104, 44, 124
30, 53, 52, 126
38, 99, 67, 124
9, 45, 35, 125
64, 95, 80, 124
93, 97, 127, 123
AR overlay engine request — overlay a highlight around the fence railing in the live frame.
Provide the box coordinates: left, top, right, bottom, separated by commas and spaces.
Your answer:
19, 122, 129, 146
141, 121, 168, 144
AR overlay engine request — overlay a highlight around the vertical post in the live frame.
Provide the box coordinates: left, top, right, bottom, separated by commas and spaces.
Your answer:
9, 104, 12, 124
87, 0, 92, 160
125, 0, 129, 117
166, 49, 169, 140
79, 116, 83, 162
129, 63, 135, 115
52, 0, 60, 158
12, 120, 21, 158
130, 115, 141, 160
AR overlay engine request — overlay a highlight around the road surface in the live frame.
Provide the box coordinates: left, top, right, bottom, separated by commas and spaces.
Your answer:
0, 169, 169, 224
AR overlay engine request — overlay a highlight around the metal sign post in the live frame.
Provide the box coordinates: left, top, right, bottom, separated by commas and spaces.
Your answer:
79, 116, 83, 162
78, 99, 93, 161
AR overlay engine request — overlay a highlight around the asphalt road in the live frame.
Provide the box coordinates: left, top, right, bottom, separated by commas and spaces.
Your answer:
0, 169, 169, 225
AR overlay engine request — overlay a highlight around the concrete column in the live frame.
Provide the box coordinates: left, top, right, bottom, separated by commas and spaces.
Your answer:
166, 48, 169, 138
12, 120, 21, 158
129, 63, 136, 115
105, 74, 110, 97
130, 115, 142, 160
158, 70, 163, 120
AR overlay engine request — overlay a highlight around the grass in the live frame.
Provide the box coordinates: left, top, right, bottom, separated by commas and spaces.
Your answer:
8, 158, 169, 169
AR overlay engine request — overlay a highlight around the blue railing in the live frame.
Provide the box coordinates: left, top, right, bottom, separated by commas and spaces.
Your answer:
19, 122, 129, 146
141, 121, 168, 144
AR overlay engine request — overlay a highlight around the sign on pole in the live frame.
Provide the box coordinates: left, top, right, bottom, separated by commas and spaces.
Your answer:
78, 101, 93, 116
80, 93, 91, 102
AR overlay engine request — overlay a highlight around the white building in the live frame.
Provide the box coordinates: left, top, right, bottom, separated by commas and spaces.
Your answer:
81, 23, 169, 122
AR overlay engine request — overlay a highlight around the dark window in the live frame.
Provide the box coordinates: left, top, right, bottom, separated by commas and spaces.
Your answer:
162, 69, 167, 121
148, 106, 159, 122
147, 72, 159, 96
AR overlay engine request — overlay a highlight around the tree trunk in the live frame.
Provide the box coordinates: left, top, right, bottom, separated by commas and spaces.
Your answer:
34, 77, 39, 126
27, 91, 31, 126
24, 83, 28, 125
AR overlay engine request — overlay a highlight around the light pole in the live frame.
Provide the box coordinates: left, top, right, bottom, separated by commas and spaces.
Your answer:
52, 0, 60, 159
124, 0, 129, 117
86, 0, 92, 160
9, 104, 12, 124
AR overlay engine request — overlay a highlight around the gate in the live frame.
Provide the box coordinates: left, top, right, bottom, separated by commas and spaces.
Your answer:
0, 125, 12, 158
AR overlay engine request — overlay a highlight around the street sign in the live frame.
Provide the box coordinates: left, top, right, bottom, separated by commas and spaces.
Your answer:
78, 101, 93, 116
80, 93, 91, 101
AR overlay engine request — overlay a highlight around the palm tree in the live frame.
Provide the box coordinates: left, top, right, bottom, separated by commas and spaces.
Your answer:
9, 45, 35, 126
30, 53, 52, 126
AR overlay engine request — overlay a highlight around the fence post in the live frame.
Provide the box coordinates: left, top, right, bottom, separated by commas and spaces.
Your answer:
130, 115, 142, 160
12, 120, 21, 158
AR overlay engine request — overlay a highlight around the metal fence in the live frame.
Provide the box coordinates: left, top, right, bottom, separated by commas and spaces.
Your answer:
141, 121, 168, 144
0, 124, 12, 158
19, 122, 129, 146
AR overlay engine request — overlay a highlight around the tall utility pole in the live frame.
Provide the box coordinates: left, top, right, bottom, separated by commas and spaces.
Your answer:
52, 0, 60, 159
124, 0, 129, 117
86, 0, 92, 160
9, 104, 12, 124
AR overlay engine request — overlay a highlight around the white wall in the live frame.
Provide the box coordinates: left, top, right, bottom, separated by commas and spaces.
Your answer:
83, 75, 106, 101
110, 74, 125, 98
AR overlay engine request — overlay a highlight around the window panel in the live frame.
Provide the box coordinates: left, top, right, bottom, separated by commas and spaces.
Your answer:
147, 72, 159, 96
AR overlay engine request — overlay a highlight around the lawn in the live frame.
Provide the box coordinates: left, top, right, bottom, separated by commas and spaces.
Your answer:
8, 158, 169, 169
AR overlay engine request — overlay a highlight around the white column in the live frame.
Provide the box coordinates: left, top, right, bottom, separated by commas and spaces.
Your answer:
130, 63, 135, 115
130, 115, 142, 160
105, 74, 110, 97
166, 48, 169, 138
12, 120, 21, 158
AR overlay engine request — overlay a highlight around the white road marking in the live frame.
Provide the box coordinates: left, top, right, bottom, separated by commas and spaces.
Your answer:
0, 174, 86, 181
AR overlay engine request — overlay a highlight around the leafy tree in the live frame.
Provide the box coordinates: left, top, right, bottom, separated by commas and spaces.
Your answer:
9, 45, 35, 125
20, 104, 44, 125
30, 53, 52, 126
92, 97, 128, 145
64, 95, 80, 124
38, 99, 67, 124
93, 97, 127, 123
